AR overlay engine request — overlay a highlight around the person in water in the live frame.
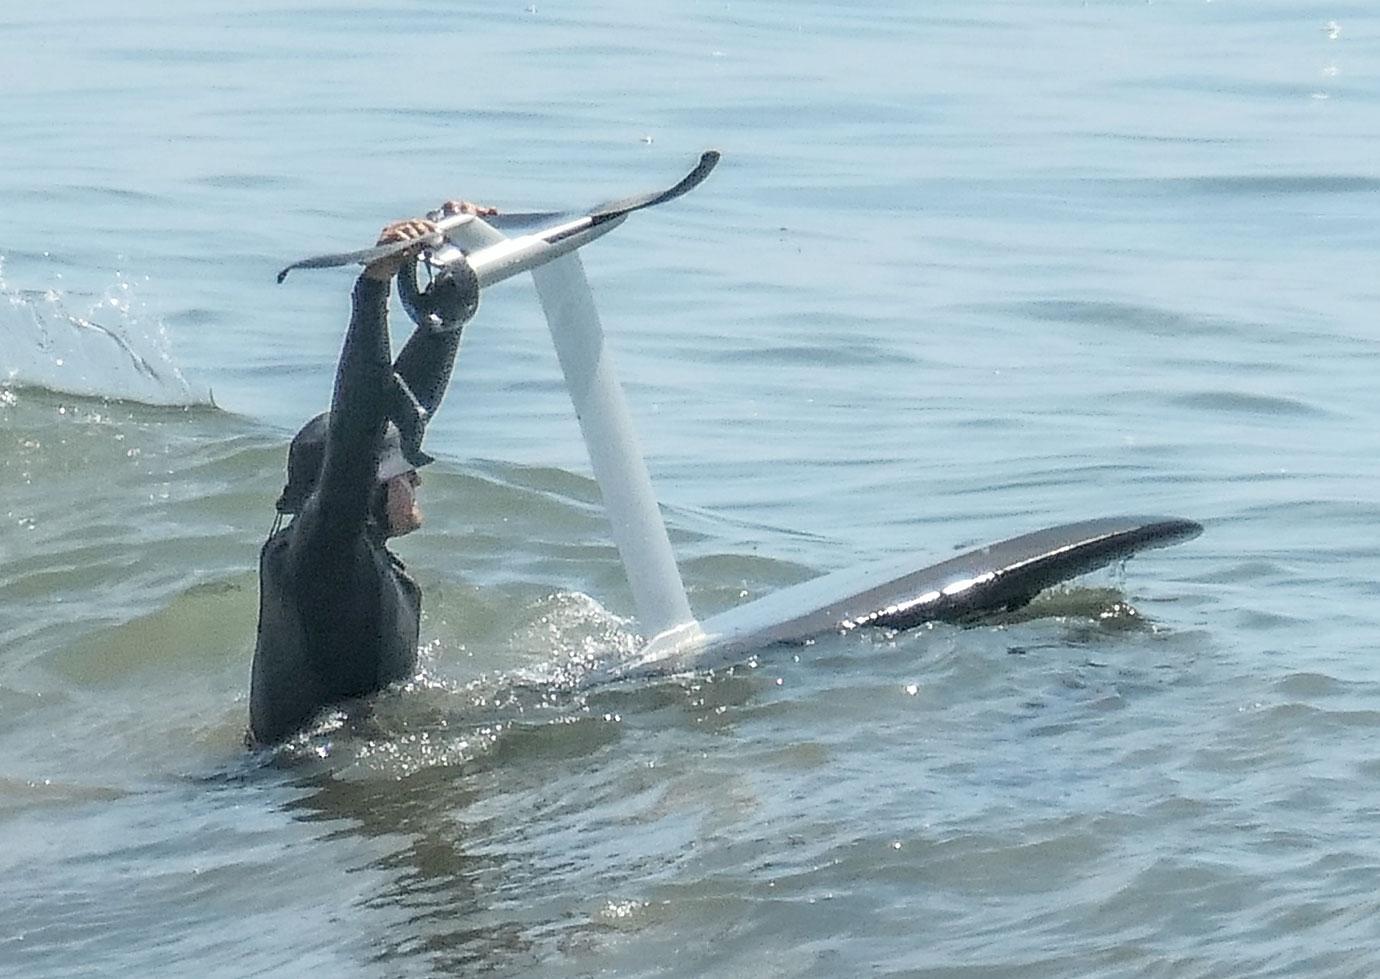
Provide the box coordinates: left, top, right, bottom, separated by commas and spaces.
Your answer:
249, 201, 494, 745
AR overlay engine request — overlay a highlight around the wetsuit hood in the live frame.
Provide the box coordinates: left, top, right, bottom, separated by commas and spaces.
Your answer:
275, 412, 422, 514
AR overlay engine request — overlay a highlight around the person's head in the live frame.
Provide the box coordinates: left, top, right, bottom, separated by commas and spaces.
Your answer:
275, 413, 428, 538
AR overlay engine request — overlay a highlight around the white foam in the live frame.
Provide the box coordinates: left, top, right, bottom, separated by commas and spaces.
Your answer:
0, 259, 212, 407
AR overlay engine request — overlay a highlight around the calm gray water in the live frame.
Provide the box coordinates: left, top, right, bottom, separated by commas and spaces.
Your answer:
3, 1, 1380, 975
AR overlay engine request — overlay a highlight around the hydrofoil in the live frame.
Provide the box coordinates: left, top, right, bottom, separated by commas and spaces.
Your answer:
279, 151, 1202, 681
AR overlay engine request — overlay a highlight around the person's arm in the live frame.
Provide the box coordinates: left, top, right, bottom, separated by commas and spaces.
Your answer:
392, 199, 491, 417
391, 264, 473, 418
308, 275, 393, 542
293, 219, 436, 561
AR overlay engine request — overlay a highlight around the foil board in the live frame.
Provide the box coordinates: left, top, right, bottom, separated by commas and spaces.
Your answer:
278, 151, 1201, 677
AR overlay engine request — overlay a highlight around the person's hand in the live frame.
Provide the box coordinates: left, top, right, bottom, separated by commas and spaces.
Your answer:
435, 199, 499, 218
362, 218, 439, 282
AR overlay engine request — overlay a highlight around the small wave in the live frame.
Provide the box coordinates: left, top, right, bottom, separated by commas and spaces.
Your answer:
1177, 175, 1380, 197
0, 776, 127, 817
504, 589, 643, 689
0, 258, 213, 407
1010, 299, 1249, 340
1170, 390, 1327, 418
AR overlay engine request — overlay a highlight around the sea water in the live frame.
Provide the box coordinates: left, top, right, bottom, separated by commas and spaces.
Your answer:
3, 1, 1380, 975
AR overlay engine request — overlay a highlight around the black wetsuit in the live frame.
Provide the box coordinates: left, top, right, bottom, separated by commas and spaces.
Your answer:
249, 271, 467, 745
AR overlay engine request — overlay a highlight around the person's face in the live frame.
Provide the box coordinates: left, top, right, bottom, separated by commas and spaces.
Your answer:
384, 469, 422, 537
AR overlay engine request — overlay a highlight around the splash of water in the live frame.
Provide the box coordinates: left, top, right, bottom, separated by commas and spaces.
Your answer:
0, 256, 213, 407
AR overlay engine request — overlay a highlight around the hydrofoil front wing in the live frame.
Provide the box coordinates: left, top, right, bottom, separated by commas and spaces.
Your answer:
276, 151, 720, 283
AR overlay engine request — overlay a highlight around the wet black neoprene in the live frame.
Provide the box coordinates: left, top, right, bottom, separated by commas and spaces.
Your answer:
249, 270, 468, 745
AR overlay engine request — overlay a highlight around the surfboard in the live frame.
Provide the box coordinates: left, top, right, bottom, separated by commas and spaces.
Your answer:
605, 515, 1202, 680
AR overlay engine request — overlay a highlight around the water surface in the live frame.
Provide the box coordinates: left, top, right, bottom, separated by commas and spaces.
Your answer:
3, 2, 1380, 976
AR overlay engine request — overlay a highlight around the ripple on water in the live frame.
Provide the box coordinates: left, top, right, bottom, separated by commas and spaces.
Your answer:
1007, 299, 1256, 341
1169, 390, 1329, 419
1176, 175, 1380, 197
